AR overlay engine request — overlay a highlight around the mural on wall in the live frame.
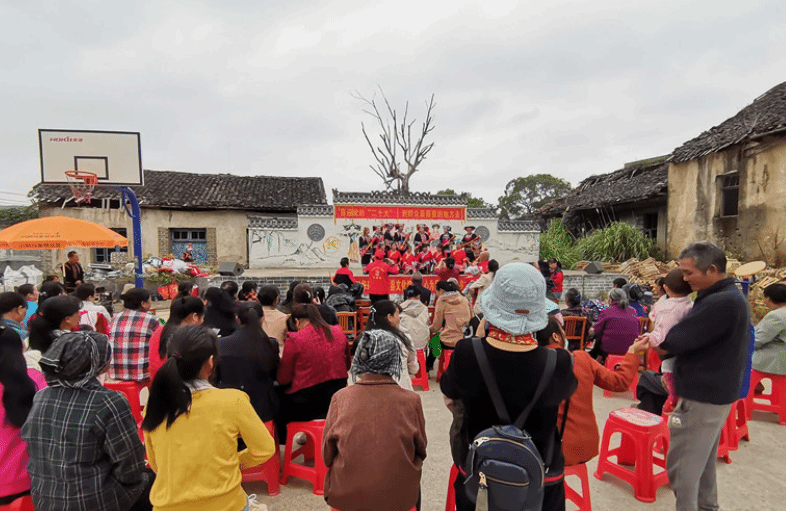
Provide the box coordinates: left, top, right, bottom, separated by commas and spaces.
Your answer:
338, 222, 362, 262
249, 229, 330, 267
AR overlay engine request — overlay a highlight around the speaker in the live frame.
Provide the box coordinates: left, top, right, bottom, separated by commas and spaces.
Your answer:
584, 261, 604, 274
217, 262, 244, 277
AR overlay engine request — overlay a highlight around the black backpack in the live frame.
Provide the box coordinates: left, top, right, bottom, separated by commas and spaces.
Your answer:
464, 338, 564, 511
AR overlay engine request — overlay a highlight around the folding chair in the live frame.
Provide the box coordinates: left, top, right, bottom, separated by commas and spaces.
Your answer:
563, 316, 587, 350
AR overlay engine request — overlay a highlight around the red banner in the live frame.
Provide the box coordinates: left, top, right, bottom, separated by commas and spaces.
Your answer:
354, 275, 474, 295
334, 205, 466, 222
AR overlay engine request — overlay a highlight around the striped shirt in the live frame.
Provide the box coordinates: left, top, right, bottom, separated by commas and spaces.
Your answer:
109, 309, 161, 381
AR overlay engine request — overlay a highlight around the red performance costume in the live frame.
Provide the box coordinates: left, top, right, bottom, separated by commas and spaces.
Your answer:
365, 250, 400, 299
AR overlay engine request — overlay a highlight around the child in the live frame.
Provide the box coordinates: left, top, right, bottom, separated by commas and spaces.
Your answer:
639, 268, 694, 413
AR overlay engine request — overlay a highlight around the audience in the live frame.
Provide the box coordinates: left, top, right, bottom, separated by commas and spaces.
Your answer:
0, 292, 29, 343
360, 300, 418, 390
27, 296, 81, 371
17, 283, 38, 328
410, 272, 431, 306
142, 326, 275, 511
148, 296, 205, 381
259, 285, 288, 354
332, 257, 356, 288
238, 281, 259, 302
588, 288, 640, 362
398, 286, 431, 354
109, 288, 161, 383
430, 280, 472, 352
752, 283, 786, 379
75, 283, 112, 334
277, 281, 301, 315
203, 287, 238, 337
220, 280, 239, 301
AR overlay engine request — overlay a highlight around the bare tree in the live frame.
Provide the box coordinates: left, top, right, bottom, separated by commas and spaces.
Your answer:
353, 87, 435, 194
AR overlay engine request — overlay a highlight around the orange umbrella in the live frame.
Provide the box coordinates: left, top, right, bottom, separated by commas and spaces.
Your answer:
0, 215, 129, 250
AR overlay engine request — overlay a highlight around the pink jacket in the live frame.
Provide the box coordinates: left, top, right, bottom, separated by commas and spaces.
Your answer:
644, 296, 693, 347
1, 369, 46, 498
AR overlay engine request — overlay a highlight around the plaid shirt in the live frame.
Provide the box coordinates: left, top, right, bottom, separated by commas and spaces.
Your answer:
20, 382, 149, 511
109, 309, 161, 381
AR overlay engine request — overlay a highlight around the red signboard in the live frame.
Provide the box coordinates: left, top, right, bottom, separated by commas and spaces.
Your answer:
334, 205, 466, 222
354, 275, 474, 295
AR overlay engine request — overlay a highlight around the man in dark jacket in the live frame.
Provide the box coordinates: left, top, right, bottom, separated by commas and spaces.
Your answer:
411, 272, 431, 306
659, 241, 750, 511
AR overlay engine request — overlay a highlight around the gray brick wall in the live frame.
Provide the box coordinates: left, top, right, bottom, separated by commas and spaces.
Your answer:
205, 275, 333, 298
562, 273, 627, 300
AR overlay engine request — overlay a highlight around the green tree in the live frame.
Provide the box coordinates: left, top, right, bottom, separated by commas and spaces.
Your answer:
436, 189, 490, 208
498, 174, 572, 219
0, 205, 38, 227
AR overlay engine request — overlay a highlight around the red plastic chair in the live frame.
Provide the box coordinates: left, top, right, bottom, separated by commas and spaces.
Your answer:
241, 421, 281, 496
725, 399, 750, 450
745, 370, 786, 425
564, 463, 592, 511
445, 464, 459, 511
436, 349, 454, 383
594, 407, 670, 503
646, 349, 662, 372
279, 420, 327, 495
0, 495, 34, 511
602, 355, 638, 399
104, 380, 145, 441
410, 349, 430, 391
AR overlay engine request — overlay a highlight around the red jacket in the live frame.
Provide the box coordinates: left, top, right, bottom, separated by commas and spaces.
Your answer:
551, 269, 564, 293
278, 324, 350, 394
365, 260, 399, 295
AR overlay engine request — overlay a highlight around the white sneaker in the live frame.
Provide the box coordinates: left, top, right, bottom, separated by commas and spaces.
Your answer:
247, 494, 268, 511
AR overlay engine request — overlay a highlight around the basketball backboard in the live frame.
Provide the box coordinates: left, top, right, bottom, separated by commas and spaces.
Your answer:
39, 129, 143, 185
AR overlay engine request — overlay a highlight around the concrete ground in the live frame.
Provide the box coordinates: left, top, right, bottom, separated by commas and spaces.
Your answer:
242, 378, 786, 511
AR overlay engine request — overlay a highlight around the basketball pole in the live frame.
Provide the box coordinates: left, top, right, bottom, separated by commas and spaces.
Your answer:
118, 187, 144, 289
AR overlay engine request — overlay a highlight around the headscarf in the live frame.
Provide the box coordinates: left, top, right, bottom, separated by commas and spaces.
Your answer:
350, 329, 403, 383
39, 330, 112, 388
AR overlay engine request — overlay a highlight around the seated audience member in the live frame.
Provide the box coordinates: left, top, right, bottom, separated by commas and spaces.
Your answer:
613, 277, 628, 289
22, 330, 153, 511
0, 324, 46, 507
142, 326, 275, 511
753, 283, 786, 377
276, 304, 350, 443
440, 263, 577, 511
18, 284, 38, 328
325, 284, 356, 313
202, 287, 238, 337
399, 286, 431, 353
624, 283, 649, 318
148, 296, 205, 381
361, 300, 418, 390
174, 281, 194, 299
0, 292, 28, 343
652, 276, 667, 303
75, 283, 112, 334
411, 272, 431, 306
259, 285, 289, 354
238, 281, 258, 302
28, 281, 66, 325
435, 257, 460, 282
109, 288, 161, 383
323, 330, 427, 511
637, 268, 694, 413
430, 281, 472, 351
538, 316, 648, 466
278, 281, 301, 315
588, 288, 640, 362
468, 259, 499, 315
332, 257, 356, 288
560, 287, 592, 349
26, 296, 81, 371
293, 283, 338, 326
220, 280, 239, 301
216, 301, 281, 422
538, 259, 558, 301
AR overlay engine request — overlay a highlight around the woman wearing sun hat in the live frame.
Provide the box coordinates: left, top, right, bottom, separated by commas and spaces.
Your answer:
440, 262, 577, 511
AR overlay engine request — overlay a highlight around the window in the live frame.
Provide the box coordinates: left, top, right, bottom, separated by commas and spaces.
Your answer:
171, 229, 207, 242
170, 228, 208, 264
720, 173, 739, 217
93, 228, 128, 263
643, 213, 658, 240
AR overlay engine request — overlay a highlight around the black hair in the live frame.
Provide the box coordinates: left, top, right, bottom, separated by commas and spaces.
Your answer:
314, 286, 326, 304
0, 291, 27, 315
340, 257, 349, 267
18, 284, 35, 297
204, 287, 236, 318
236, 301, 279, 373
176, 281, 194, 298
239, 281, 258, 301
763, 283, 786, 304
142, 325, 219, 432
220, 281, 239, 299
663, 268, 692, 296
488, 259, 500, 275
291, 303, 333, 341
280, 281, 301, 308
411, 272, 423, 284
444, 257, 456, 269
365, 299, 412, 351
293, 283, 315, 304
436, 280, 459, 293
612, 277, 628, 289
258, 285, 280, 307
536, 316, 564, 347
404, 285, 421, 300
121, 288, 150, 310
158, 296, 205, 359
67, 250, 77, 258
38, 281, 65, 307
537, 260, 551, 279
75, 283, 96, 301
0, 328, 36, 428
564, 288, 582, 307
28, 296, 81, 352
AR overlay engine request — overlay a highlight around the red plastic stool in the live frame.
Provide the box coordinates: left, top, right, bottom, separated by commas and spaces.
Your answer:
279, 420, 327, 495
0, 495, 34, 511
564, 463, 592, 511
410, 349, 430, 391
594, 407, 670, 503
241, 421, 281, 496
646, 349, 662, 372
745, 370, 786, 425
104, 380, 145, 441
726, 399, 750, 450
445, 464, 459, 511
603, 355, 638, 399
436, 349, 454, 383
716, 420, 733, 464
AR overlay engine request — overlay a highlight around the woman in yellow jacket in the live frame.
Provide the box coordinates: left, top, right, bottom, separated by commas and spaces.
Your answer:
142, 326, 275, 511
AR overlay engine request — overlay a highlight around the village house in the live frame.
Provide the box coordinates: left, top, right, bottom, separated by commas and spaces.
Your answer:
668, 81, 786, 265
32, 169, 327, 269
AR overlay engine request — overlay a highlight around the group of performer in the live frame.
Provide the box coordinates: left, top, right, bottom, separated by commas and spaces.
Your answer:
357, 223, 485, 275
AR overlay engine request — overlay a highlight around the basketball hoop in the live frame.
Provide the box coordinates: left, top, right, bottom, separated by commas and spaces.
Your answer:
64, 170, 98, 203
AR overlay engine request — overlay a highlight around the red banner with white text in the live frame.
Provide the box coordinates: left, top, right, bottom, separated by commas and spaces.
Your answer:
334, 205, 466, 222
354, 275, 474, 295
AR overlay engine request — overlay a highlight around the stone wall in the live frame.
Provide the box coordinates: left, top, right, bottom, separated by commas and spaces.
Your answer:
562, 273, 627, 300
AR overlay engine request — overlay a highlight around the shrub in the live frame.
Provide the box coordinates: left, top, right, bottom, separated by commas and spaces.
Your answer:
578, 222, 660, 263
539, 220, 583, 269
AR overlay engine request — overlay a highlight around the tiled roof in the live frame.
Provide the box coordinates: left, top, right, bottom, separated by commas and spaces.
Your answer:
498, 220, 540, 232
671, 81, 786, 163
540, 160, 668, 216
467, 207, 498, 219
248, 216, 298, 229
332, 190, 467, 206
297, 205, 335, 216
32, 170, 326, 212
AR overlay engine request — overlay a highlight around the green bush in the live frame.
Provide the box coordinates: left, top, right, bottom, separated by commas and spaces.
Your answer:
539, 220, 583, 269
540, 220, 660, 267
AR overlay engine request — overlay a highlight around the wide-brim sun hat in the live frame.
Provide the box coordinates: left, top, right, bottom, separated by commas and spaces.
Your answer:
480, 262, 548, 336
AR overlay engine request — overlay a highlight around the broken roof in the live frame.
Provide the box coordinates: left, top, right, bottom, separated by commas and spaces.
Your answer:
671, 81, 786, 163
32, 169, 326, 212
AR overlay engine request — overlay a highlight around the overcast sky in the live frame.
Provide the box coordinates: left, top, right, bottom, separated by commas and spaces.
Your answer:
2, 0, 785, 208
